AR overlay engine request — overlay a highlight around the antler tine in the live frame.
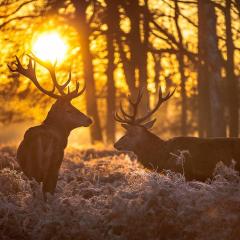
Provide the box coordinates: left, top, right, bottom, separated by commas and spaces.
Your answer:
114, 112, 123, 122
75, 81, 86, 97
61, 71, 71, 89
115, 89, 144, 125
164, 89, 175, 100
114, 88, 142, 124
56, 67, 72, 94
120, 102, 133, 120
8, 55, 59, 99
128, 89, 143, 106
65, 81, 79, 99
8, 55, 30, 76
64, 80, 86, 101
135, 86, 176, 124
114, 111, 132, 124
28, 53, 70, 96
25, 56, 57, 97
128, 89, 143, 122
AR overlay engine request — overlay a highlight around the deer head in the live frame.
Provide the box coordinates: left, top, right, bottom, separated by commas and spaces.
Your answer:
114, 88, 175, 152
8, 54, 92, 131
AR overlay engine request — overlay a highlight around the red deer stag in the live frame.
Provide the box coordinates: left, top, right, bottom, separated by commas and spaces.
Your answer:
8, 54, 92, 197
114, 89, 240, 181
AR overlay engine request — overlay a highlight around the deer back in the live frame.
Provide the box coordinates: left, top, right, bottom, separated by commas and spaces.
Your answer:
165, 137, 240, 180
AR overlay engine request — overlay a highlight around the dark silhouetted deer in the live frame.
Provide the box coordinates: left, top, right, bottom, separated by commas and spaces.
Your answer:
114, 88, 240, 181
8, 54, 92, 197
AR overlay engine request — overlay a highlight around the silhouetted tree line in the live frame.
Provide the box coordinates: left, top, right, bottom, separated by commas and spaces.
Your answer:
0, 0, 239, 143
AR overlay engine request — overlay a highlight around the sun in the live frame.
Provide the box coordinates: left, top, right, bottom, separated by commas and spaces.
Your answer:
32, 32, 68, 64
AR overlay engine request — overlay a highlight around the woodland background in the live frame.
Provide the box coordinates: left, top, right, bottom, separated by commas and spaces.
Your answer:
0, 0, 240, 144
0, 2, 240, 239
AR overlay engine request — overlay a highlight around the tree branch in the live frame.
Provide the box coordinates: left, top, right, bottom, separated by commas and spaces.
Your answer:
0, 0, 37, 18
0, 14, 41, 29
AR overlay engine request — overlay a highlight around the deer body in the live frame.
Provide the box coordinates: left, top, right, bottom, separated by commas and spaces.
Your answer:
17, 124, 65, 193
115, 127, 240, 180
114, 88, 240, 181
166, 136, 240, 180
9, 55, 92, 195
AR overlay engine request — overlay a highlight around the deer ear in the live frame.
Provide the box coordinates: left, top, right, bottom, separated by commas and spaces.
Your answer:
142, 119, 156, 129
121, 124, 130, 130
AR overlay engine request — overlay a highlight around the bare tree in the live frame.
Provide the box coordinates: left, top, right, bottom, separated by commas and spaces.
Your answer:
116, 0, 150, 113
225, 0, 238, 137
197, 0, 211, 137
148, 1, 197, 136
197, 0, 226, 137
173, 0, 187, 136
105, 0, 117, 143
71, 0, 103, 143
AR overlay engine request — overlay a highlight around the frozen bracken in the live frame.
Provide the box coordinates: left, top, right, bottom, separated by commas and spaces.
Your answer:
0, 146, 239, 240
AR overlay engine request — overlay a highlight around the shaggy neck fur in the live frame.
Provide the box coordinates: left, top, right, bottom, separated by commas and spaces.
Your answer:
42, 113, 71, 149
135, 131, 168, 170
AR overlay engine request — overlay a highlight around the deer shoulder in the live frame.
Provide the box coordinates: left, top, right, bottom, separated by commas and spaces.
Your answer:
17, 125, 64, 182
23, 125, 66, 149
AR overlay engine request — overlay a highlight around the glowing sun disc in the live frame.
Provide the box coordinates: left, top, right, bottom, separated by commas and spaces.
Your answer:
32, 32, 68, 63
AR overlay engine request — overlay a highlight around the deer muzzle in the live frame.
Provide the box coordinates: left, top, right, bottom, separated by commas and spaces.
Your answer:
83, 117, 93, 127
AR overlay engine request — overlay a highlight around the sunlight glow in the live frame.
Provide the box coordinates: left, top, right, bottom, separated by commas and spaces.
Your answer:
32, 32, 68, 63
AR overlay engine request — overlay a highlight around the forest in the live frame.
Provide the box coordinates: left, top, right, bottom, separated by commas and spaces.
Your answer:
0, 0, 239, 143
0, 0, 240, 239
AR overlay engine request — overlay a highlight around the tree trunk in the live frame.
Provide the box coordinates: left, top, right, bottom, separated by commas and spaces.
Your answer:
115, 2, 136, 95
234, 0, 240, 17
225, 0, 238, 137
123, 0, 149, 113
119, 0, 139, 98
197, 59, 211, 137
105, 0, 117, 143
197, 0, 211, 137
205, 1, 226, 137
153, 53, 161, 103
72, 1, 103, 143
197, 0, 226, 137
116, 36, 136, 94
177, 53, 187, 136
138, 0, 150, 114
174, 0, 187, 136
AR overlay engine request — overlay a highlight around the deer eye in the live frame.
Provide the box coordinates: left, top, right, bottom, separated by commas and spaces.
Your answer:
66, 109, 72, 113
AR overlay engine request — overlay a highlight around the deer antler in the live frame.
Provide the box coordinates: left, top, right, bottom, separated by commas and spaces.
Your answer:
114, 90, 143, 124
8, 56, 59, 99
135, 87, 175, 124
115, 87, 175, 126
8, 54, 86, 100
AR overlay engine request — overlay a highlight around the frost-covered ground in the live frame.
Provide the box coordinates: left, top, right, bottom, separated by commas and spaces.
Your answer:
0, 146, 240, 240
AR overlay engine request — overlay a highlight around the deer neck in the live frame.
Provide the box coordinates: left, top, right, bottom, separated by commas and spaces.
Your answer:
136, 133, 167, 169
43, 118, 71, 142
